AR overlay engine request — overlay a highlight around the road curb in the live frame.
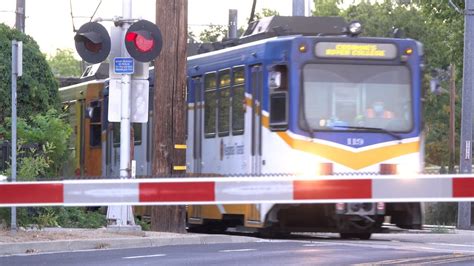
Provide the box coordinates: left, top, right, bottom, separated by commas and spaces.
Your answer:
0, 234, 259, 256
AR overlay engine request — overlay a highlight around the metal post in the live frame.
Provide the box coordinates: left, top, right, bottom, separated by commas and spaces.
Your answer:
292, 0, 305, 16
15, 0, 25, 33
119, 0, 133, 227
11, 40, 22, 232
458, 0, 473, 230
449, 64, 456, 174
228, 9, 238, 39
105, 0, 138, 230
305, 0, 312, 16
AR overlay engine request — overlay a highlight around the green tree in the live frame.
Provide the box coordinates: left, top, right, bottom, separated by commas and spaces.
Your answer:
254, 8, 280, 19
412, 1, 463, 167
313, 0, 343, 16
199, 24, 228, 42
47, 49, 82, 77
198, 8, 280, 43
0, 23, 59, 126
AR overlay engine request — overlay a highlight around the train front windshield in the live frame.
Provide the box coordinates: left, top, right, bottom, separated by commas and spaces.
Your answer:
302, 64, 412, 132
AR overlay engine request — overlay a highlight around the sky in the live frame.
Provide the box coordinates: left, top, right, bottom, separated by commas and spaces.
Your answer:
0, 0, 304, 57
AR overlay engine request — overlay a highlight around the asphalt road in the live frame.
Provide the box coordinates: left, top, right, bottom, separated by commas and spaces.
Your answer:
2, 233, 473, 266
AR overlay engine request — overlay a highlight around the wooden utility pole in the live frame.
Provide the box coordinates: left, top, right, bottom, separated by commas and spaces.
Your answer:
15, 0, 25, 33
150, 0, 188, 233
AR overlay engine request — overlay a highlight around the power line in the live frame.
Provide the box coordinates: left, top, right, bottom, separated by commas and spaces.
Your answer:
89, 0, 102, 22
189, 23, 227, 27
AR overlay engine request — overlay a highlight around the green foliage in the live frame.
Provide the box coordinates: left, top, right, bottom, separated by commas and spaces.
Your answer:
198, 8, 280, 42
47, 49, 82, 78
0, 23, 59, 126
56, 208, 106, 228
136, 218, 151, 231
0, 109, 72, 177
342, 1, 426, 38
424, 203, 457, 225
35, 207, 60, 228
199, 24, 227, 42
312, 0, 343, 16
12, 144, 52, 181
254, 8, 280, 20
0, 207, 106, 229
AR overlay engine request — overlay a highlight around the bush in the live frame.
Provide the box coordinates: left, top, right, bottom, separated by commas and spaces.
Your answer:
424, 202, 457, 225
56, 208, 106, 228
0, 109, 72, 178
0, 207, 106, 229
0, 23, 59, 126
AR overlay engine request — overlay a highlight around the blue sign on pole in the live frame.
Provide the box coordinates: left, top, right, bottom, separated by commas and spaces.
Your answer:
114, 57, 134, 74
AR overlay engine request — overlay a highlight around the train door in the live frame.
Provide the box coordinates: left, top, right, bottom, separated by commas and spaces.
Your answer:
188, 76, 204, 223
77, 99, 86, 176
192, 76, 203, 174
84, 84, 103, 177
247, 64, 263, 225
251, 65, 263, 175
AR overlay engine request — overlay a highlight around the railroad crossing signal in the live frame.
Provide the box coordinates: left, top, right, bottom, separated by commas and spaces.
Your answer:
74, 20, 162, 64
74, 22, 111, 64
125, 20, 163, 62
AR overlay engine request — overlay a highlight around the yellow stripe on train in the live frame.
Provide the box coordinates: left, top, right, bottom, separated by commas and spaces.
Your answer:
262, 115, 419, 170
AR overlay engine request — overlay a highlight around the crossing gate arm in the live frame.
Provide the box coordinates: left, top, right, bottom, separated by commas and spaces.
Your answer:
0, 175, 473, 207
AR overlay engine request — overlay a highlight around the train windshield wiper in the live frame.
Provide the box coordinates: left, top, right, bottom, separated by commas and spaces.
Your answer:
332, 125, 402, 140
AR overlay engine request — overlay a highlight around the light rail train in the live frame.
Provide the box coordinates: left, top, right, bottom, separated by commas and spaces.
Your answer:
60, 16, 425, 239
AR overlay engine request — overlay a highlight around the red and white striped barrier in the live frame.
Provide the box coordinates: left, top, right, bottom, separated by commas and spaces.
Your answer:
0, 175, 473, 207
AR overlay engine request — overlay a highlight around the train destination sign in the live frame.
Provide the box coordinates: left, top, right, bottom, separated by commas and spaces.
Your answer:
315, 42, 397, 60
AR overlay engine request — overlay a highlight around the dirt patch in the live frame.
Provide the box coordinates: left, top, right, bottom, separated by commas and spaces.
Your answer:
0, 228, 185, 243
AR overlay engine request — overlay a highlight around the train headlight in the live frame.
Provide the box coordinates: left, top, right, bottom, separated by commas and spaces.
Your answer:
269, 71, 281, 89
376, 202, 385, 215
336, 203, 345, 214
348, 21, 363, 36
318, 162, 333, 175
380, 163, 397, 175
397, 162, 419, 178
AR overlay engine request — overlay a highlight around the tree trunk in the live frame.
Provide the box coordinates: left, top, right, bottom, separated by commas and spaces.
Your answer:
151, 0, 187, 233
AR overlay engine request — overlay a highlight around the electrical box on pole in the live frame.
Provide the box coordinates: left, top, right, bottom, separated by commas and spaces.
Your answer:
15, 41, 22, 77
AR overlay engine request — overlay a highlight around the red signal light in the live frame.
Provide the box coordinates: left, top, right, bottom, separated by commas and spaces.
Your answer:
126, 31, 154, 53
125, 20, 162, 62
125, 32, 137, 42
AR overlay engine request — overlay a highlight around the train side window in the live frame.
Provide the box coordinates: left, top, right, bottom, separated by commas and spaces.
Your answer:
269, 65, 288, 131
112, 123, 142, 146
87, 100, 101, 147
218, 69, 231, 137
232, 67, 245, 135
204, 72, 217, 138
270, 92, 288, 131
